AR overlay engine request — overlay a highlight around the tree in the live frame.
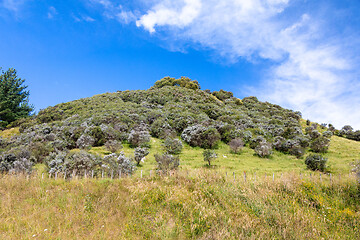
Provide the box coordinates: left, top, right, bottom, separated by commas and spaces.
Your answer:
203, 149, 217, 166
0, 68, 33, 127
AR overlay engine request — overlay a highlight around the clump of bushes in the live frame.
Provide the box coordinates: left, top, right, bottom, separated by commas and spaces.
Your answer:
102, 152, 136, 175
128, 129, 151, 148
305, 154, 327, 172
212, 89, 234, 101
310, 136, 330, 153
153, 76, 200, 90
134, 147, 150, 166
154, 154, 180, 174
229, 138, 244, 154
162, 138, 183, 155
0, 152, 33, 174
76, 134, 95, 149
255, 141, 272, 158
181, 125, 220, 149
105, 140, 123, 153
203, 149, 217, 166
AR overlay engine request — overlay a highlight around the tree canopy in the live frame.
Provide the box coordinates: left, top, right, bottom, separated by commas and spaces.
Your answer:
0, 68, 33, 127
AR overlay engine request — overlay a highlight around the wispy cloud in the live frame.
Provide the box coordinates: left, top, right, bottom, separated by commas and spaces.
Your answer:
94, 0, 360, 129
1, 0, 28, 12
89, 0, 138, 24
47, 6, 57, 19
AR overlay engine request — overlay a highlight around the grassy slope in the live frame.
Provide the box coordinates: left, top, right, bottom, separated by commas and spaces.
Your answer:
0, 173, 358, 239
89, 135, 360, 178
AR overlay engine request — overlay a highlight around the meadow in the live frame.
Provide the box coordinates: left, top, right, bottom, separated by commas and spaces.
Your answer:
0, 171, 359, 239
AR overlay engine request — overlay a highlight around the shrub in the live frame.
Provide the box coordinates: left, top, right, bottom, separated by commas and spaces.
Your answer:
249, 135, 265, 149
104, 140, 123, 153
322, 131, 333, 138
0, 153, 34, 174
150, 118, 175, 139
63, 151, 101, 175
85, 126, 105, 146
203, 149, 217, 166
28, 141, 54, 163
153, 76, 200, 90
229, 138, 244, 154
181, 125, 220, 149
255, 141, 272, 158
162, 138, 183, 155
212, 89, 234, 101
154, 154, 180, 174
128, 129, 151, 148
102, 152, 136, 175
76, 134, 95, 149
134, 147, 150, 166
305, 154, 327, 172
310, 136, 330, 153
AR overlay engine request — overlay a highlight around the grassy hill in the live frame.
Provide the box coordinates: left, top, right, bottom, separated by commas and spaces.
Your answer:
0, 77, 359, 239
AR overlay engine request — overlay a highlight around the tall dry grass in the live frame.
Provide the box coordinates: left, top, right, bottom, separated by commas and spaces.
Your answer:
0, 171, 359, 239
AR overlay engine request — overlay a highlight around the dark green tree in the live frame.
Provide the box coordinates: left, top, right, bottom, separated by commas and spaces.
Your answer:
0, 68, 33, 127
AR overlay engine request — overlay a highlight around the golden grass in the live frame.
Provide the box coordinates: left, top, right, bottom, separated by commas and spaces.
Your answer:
0, 172, 359, 239
0, 127, 20, 139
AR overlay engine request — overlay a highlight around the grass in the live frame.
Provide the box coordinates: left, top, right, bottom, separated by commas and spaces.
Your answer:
0, 172, 358, 239
0, 127, 19, 139
86, 135, 360, 178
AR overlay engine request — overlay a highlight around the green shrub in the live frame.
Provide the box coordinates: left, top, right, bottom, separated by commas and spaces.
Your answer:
229, 138, 244, 154
162, 138, 183, 155
203, 149, 217, 166
254, 141, 272, 158
154, 154, 180, 174
310, 136, 330, 153
104, 140, 123, 153
134, 147, 150, 166
305, 154, 327, 172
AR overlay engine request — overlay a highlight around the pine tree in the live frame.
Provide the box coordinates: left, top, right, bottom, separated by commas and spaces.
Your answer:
0, 68, 33, 127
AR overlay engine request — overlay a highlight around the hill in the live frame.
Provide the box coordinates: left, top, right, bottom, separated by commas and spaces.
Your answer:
0, 77, 359, 239
0, 76, 358, 175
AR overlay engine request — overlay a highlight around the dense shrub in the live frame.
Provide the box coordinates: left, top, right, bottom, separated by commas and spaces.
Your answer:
255, 141, 272, 158
162, 138, 183, 155
203, 149, 217, 166
28, 142, 54, 163
181, 125, 220, 149
229, 138, 244, 154
76, 134, 95, 149
134, 147, 150, 166
310, 136, 330, 153
85, 126, 105, 146
150, 118, 175, 139
154, 154, 180, 174
102, 152, 136, 175
153, 76, 200, 90
212, 89, 234, 101
104, 140, 123, 153
0, 153, 33, 174
305, 154, 327, 172
128, 129, 151, 148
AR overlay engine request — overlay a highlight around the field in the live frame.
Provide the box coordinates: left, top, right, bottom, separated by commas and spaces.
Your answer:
0, 172, 359, 239
1, 128, 360, 239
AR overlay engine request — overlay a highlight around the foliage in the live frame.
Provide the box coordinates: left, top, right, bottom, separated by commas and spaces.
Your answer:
181, 125, 220, 149
134, 147, 150, 166
104, 140, 123, 153
203, 149, 217, 166
254, 141, 273, 158
229, 138, 244, 154
305, 154, 327, 172
162, 137, 183, 155
102, 152, 136, 175
0, 68, 33, 127
154, 153, 179, 174
128, 129, 151, 148
310, 136, 330, 153
153, 76, 200, 90
0, 152, 33, 174
212, 89, 234, 101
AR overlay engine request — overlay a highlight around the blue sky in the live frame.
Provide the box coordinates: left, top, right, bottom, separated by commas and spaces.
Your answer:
0, 0, 359, 129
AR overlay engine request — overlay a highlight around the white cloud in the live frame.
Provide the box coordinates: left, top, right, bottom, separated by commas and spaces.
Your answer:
94, 0, 360, 129
47, 6, 57, 19
136, 0, 202, 33
1, 0, 27, 12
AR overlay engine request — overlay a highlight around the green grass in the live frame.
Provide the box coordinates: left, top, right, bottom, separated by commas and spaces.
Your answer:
86, 135, 360, 178
0, 172, 358, 239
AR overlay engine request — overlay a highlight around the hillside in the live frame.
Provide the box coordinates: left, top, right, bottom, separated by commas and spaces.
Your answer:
0, 77, 358, 175
0, 77, 359, 239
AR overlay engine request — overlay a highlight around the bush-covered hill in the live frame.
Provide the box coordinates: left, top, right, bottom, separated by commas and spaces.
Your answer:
0, 77, 348, 175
